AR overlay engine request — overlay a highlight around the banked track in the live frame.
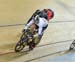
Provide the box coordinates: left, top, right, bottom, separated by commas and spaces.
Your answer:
0, 20, 75, 62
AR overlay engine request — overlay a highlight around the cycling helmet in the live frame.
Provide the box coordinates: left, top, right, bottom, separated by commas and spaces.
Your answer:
44, 9, 54, 21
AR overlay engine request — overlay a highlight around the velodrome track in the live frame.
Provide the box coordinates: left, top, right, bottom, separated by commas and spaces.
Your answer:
0, 0, 75, 62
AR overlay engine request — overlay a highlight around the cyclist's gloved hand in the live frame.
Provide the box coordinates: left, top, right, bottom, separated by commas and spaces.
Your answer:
22, 29, 30, 33
22, 29, 26, 32
22, 25, 29, 32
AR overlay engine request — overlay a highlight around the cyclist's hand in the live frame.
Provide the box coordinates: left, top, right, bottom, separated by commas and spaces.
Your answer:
22, 29, 25, 33
22, 29, 30, 33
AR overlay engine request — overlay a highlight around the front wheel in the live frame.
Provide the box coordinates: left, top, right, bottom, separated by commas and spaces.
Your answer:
69, 40, 75, 50
15, 36, 28, 52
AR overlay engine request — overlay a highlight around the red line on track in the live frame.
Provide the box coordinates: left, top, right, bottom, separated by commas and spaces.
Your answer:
0, 51, 14, 55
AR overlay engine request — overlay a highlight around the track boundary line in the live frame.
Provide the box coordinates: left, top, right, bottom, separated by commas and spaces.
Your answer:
0, 39, 73, 55
24, 39, 74, 62
0, 51, 14, 55
0, 23, 25, 27
37, 39, 74, 47
24, 49, 68, 62
0, 20, 75, 27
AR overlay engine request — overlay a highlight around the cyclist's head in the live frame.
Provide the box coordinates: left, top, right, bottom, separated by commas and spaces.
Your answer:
43, 9, 54, 21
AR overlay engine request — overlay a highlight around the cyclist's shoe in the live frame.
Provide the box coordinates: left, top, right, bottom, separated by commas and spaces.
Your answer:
29, 42, 35, 51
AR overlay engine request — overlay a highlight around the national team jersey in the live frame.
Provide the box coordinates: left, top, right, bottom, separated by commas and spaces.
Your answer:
24, 17, 48, 36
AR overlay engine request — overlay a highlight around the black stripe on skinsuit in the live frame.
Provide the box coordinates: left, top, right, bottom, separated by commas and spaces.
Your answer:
27, 10, 41, 24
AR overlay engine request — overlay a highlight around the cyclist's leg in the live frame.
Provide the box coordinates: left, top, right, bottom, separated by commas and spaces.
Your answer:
34, 25, 48, 45
29, 25, 48, 50
28, 24, 38, 50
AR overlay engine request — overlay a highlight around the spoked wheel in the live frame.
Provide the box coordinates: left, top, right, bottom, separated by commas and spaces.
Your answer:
15, 34, 28, 52
69, 40, 75, 50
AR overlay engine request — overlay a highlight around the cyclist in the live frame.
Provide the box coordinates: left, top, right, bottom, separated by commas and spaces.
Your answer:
23, 9, 54, 50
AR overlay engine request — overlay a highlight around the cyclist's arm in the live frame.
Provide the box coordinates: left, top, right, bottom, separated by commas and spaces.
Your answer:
24, 19, 34, 29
